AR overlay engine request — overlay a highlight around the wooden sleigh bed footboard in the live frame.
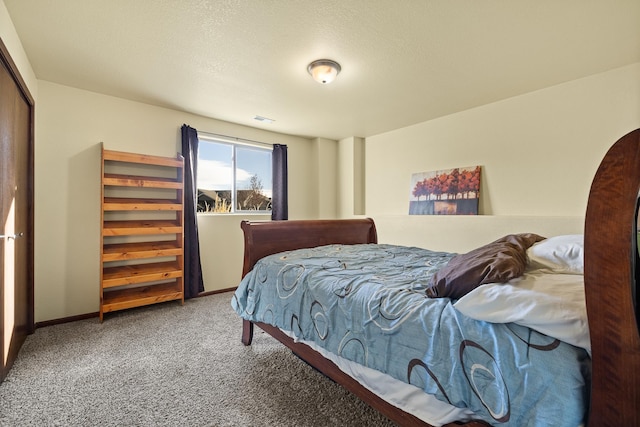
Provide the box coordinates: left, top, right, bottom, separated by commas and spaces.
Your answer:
239, 218, 378, 347
236, 129, 640, 427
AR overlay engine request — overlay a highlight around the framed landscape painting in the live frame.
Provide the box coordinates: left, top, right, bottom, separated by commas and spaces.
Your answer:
409, 166, 481, 215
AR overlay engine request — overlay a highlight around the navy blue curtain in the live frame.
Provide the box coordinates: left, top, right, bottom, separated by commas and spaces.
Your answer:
271, 144, 288, 220
181, 124, 205, 298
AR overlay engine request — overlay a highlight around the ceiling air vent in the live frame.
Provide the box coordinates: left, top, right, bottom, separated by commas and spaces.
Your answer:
254, 115, 274, 124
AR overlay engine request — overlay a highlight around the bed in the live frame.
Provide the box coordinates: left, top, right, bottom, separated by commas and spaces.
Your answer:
231, 128, 640, 426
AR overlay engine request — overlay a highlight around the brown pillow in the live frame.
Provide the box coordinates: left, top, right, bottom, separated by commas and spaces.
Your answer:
426, 233, 545, 299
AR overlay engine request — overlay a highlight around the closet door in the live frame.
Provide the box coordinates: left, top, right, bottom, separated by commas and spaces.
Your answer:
0, 40, 34, 383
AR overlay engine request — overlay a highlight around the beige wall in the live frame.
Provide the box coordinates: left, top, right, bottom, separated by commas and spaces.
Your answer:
26, 62, 640, 322
0, 1, 36, 97
311, 137, 338, 219
337, 137, 365, 217
34, 81, 325, 322
365, 63, 640, 252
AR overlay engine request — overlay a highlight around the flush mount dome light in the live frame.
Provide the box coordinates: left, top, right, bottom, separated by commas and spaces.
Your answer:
307, 59, 341, 84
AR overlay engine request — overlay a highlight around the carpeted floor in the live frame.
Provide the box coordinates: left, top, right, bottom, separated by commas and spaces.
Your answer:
0, 292, 397, 427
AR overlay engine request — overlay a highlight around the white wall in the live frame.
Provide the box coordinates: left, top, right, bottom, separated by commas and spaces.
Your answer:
34, 81, 323, 322
365, 63, 640, 252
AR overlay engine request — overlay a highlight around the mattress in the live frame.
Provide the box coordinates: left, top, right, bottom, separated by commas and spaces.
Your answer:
232, 243, 590, 426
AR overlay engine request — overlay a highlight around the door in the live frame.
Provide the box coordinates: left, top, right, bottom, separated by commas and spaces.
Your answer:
0, 39, 34, 383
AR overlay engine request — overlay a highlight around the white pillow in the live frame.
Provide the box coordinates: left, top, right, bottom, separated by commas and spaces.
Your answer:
453, 271, 590, 353
527, 234, 584, 274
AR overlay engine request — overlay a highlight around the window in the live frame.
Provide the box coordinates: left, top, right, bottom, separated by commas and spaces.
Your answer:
197, 134, 272, 213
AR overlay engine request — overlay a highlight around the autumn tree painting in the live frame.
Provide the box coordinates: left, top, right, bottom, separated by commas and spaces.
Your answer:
409, 166, 481, 215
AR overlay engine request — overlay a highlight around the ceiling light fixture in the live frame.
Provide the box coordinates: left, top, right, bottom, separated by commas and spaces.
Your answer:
307, 59, 341, 84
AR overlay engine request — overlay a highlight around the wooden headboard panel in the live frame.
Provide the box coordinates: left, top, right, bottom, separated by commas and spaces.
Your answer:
240, 218, 378, 278
584, 128, 640, 426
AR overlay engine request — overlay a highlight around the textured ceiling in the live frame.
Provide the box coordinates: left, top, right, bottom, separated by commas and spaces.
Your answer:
4, 0, 640, 140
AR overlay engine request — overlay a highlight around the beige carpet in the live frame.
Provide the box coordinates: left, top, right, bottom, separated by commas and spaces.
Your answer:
0, 292, 397, 427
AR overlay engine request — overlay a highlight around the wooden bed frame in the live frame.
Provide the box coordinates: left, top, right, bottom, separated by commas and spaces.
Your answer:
239, 129, 640, 426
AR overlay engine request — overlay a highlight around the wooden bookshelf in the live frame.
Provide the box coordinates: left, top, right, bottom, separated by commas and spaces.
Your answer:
100, 145, 185, 321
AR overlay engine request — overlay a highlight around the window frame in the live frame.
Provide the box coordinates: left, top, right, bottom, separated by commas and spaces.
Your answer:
196, 133, 273, 215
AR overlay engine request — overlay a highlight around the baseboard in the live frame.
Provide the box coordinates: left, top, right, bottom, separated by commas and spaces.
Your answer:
35, 312, 99, 329
198, 287, 237, 297
34, 287, 238, 329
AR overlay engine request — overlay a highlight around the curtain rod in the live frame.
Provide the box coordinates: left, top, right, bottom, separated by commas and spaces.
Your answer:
197, 130, 273, 149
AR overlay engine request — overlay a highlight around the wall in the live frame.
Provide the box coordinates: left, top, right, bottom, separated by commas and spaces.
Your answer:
28, 62, 640, 321
34, 81, 325, 322
365, 63, 640, 252
337, 137, 365, 217
0, 1, 36, 97
311, 137, 338, 219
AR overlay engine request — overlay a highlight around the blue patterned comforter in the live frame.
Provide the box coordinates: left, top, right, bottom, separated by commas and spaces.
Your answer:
232, 244, 590, 426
